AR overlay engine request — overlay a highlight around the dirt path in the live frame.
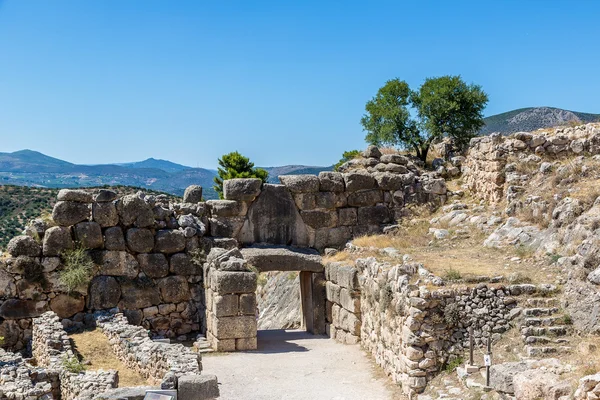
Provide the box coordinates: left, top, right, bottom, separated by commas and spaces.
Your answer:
201, 330, 394, 400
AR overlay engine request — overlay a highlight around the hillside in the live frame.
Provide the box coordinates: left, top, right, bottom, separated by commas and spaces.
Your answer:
0, 150, 330, 199
0, 185, 180, 250
481, 106, 600, 135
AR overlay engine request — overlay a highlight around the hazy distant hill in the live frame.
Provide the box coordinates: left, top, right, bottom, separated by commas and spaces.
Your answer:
0, 150, 330, 199
481, 107, 600, 135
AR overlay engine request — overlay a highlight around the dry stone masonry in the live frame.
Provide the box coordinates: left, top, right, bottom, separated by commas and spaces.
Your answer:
324, 263, 362, 344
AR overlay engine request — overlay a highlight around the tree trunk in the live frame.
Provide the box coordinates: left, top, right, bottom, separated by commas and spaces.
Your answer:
418, 144, 429, 163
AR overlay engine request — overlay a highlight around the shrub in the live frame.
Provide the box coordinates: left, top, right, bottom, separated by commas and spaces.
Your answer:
507, 272, 532, 284
443, 268, 462, 281
62, 355, 85, 373
60, 247, 94, 293
444, 303, 461, 326
445, 356, 464, 372
189, 248, 207, 266
0, 336, 4, 346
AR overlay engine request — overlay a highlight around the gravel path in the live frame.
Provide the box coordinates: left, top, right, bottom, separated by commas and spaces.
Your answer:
201, 330, 393, 400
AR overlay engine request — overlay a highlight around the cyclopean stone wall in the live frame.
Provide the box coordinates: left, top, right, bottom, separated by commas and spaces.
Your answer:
324, 263, 362, 344
203, 248, 258, 351
464, 123, 600, 203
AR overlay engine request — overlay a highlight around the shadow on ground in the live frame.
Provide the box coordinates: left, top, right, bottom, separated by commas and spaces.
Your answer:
251, 329, 328, 354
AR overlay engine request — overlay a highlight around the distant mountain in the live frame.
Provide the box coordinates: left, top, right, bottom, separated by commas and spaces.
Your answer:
117, 158, 192, 173
481, 107, 600, 136
0, 150, 330, 200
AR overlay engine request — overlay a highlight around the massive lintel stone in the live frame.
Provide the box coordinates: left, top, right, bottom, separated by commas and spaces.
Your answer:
223, 178, 262, 201
238, 184, 309, 246
241, 245, 323, 272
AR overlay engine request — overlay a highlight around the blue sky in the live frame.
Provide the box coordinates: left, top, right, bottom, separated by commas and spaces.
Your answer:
1, 1, 599, 168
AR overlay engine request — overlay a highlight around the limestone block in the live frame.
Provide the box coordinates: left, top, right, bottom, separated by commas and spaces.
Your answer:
337, 266, 359, 289
170, 253, 199, 275
236, 337, 257, 350
94, 189, 118, 202
157, 276, 191, 303
119, 280, 161, 309
326, 281, 341, 304
300, 210, 338, 229
293, 193, 316, 210
42, 226, 74, 256
239, 293, 256, 315
338, 208, 358, 226
209, 216, 245, 237
213, 315, 257, 339
314, 226, 352, 250
7, 235, 41, 257
138, 253, 169, 278
210, 271, 257, 294
357, 205, 391, 225
50, 294, 85, 318
116, 193, 154, 227
178, 374, 220, 400
343, 171, 376, 192
104, 226, 126, 251
380, 154, 408, 165
214, 294, 239, 317
223, 178, 263, 201
94, 250, 139, 278
155, 229, 186, 253
340, 287, 361, 313
314, 192, 336, 209
125, 228, 154, 253
347, 190, 383, 207
240, 246, 323, 272
207, 200, 248, 217
279, 175, 320, 193
345, 333, 360, 345
0, 299, 47, 319
88, 276, 121, 310
318, 171, 345, 192
373, 172, 404, 191
52, 201, 90, 226
92, 202, 119, 227
183, 185, 203, 203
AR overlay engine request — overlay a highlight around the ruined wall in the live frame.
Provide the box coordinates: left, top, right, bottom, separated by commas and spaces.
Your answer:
464, 123, 600, 203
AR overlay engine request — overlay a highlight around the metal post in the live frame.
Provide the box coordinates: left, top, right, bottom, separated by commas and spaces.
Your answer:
486, 336, 492, 387
469, 326, 474, 366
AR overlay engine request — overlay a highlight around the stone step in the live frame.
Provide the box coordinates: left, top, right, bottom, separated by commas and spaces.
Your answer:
525, 345, 572, 357
521, 325, 568, 337
198, 348, 215, 354
524, 298, 559, 308
522, 307, 559, 317
523, 336, 569, 345
522, 316, 563, 327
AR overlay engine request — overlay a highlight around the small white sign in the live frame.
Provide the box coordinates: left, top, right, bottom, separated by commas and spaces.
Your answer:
484, 354, 492, 366
144, 390, 177, 400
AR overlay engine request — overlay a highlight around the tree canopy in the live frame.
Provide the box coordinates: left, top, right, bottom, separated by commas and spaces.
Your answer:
213, 151, 268, 199
361, 75, 488, 162
333, 149, 361, 171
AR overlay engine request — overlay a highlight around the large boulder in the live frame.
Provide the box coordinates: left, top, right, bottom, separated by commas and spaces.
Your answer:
94, 189, 118, 203
155, 229, 186, 253
0, 299, 47, 319
92, 202, 119, 227
513, 369, 571, 400
207, 200, 247, 217
238, 184, 309, 246
88, 276, 121, 309
7, 235, 41, 257
57, 189, 93, 202
489, 362, 530, 394
183, 185, 203, 203
177, 374, 220, 400
42, 226, 74, 256
73, 221, 104, 249
157, 276, 190, 303
343, 171, 376, 192
169, 253, 199, 275
241, 245, 323, 272
210, 270, 257, 293
104, 226, 126, 251
279, 175, 320, 193
118, 279, 161, 309
116, 193, 154, 227
138, 253, 169, 278
126, 228, 155, 253
223, 178, 263, 201
93, 250, 139, 278
52, 201, 90, 226
0, 268, 17, 297
318, 171, 345, 192
50, 294, 85, 318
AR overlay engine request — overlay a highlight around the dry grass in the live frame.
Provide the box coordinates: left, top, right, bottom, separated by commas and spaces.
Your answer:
379, 147, 400, 155
69, 329, 147, 387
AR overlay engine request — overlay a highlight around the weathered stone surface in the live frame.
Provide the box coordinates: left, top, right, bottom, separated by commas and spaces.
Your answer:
300, 209, 338, 229
0, 299, 47, 319
177, 374, 220, 400
119, 279, 161, 309
50, 293, 85, 318
343, 171, 376, 192
88, 276, 121, 309
380, 154, 408, 164
314, 226, 352, 250
357, 205, 391, 225
157, 276, 190, 303
126, 228, 155, 253
138, 253, 169, 278
513, 370, 571, 400
93, 201, 119, 227
94, 189, 118, 202
363, 145, 382, 158
489, 362, 530, 394
0, 268, 17, 297
209, 216, 245, 237
95, 387, 157, 400
318, 171, 345, 192
52, 201, 90, 226
211, 270, 257, 293
57, 189, 93, 202
74, 221, 104, 249
7, 235, 41, 257
347, 190, 383, 207
104, 226, 126, 250
213, 315, 257, 339
183, 185, 203, 203
223, 178, 263, 201
116, 193, 154, 227
373, 172, 404, 191
42, 226, 74, 256
170, 253, 199, 275
94, 250, 139, 278
279, 175, 320, 193
241, 245, 323, 272
338, 208, 358, 226
155, 229, 186, 253
214, 294, 239, 317
238, 184, 309, 246
207, 200, 248, 217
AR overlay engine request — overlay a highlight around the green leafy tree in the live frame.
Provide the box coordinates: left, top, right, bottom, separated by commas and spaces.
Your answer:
333, 150, 361, 171
361, 75, 488, 162
213, 151, 269, 198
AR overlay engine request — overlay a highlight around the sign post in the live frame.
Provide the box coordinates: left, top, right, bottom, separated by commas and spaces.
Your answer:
485, 336, 492, 388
